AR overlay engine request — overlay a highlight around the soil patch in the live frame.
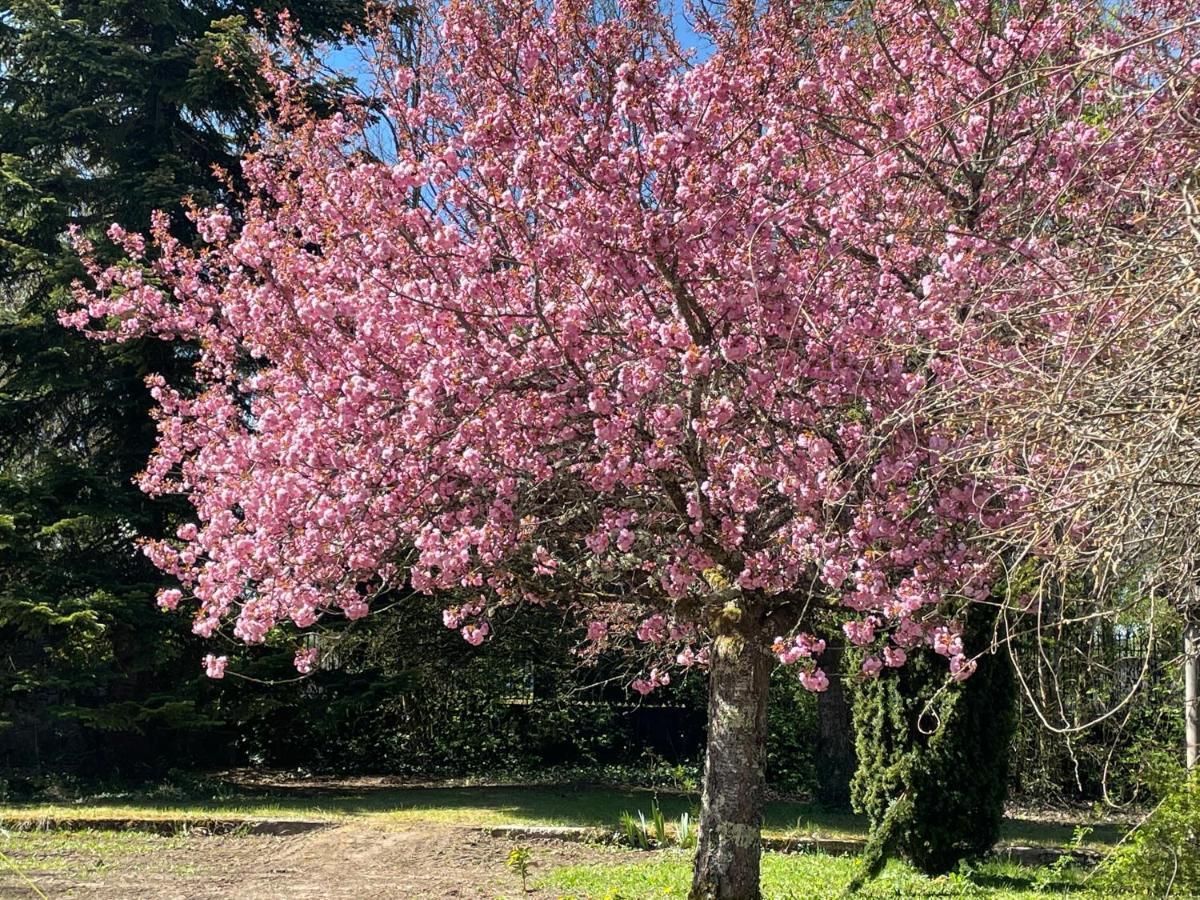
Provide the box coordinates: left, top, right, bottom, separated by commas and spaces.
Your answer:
1, 822, 637, 899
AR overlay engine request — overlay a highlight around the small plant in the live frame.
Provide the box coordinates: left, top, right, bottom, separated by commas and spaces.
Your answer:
1031, 825, 1090, 894
649, 797, 668, 846
669, 763, 699, 793
619, 800, 697, 850
676, 811, 696, 849
506, 845, 533, 893
937, 870, 984, 896
619, 811, 650, 849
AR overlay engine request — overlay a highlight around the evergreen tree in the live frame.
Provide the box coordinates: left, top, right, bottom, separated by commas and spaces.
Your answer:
0, 0, 366, 777
849, 604, 1018, 886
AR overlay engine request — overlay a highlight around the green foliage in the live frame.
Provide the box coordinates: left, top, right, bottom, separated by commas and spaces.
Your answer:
619, 810, 651, 849
650, 797, 668, 845
996, 560, 1184, 807
506, 845, 533, 893
219, 596, 708, 776
0, 0, 367, 777
1092, 760, 1200, 897
1030, 826, 1091, 894
1009, 601, 1182, 806
850, 605, 1018, 884
767, 666, 821, 795
617, 796, 698, 849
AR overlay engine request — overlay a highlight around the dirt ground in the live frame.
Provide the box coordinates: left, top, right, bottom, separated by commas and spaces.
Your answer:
1, 823, 634, 899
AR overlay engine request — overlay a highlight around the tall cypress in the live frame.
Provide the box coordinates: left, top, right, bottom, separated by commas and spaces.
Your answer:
0, 0, 366, 778
848, 604, 1018, 886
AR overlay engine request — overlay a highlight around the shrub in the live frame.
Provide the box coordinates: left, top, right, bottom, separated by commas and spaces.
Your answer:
850, 604, 1018, 883
766, 667, 820, 795
1093, 760, 1200, 897
226, 596, 705, 776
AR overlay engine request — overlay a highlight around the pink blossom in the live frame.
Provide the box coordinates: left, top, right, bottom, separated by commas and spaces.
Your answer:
931, 626, 964, 658
861, 656, 884, 677
294, 646, 319, 674
533, 545, 558, 576
342, 600, 369, 620
843, 618, 877, 647
585, 530, 610, 554
192, 616, 219, 638
799, 668, 830, 692
636, 614, 668, 644
203, 654, 227, 679
292, 605, 317, 628
882, 646, 907, 668
772, 633, 826, 665
631, 667, 670, 695
461, 622, 490, 646
949, 655, 977, 682
893, 618, 926, 649
157, 588, 182, 611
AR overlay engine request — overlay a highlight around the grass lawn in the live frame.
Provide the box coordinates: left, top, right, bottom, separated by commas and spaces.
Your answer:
1, 780, 1122, 848
0, 821, 1104, 900
0, 826, 202, 895
0, 827, 185, 874
540, 851, 1091, 899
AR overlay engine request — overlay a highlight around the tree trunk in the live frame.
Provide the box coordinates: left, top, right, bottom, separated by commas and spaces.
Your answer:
1186, 622, 1199, 771
691, 606, 770, 900
815, 640, 855, 808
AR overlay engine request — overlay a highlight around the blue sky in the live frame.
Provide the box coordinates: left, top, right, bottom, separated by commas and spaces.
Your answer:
670, 0, 710, 57
324, 0, 711, 87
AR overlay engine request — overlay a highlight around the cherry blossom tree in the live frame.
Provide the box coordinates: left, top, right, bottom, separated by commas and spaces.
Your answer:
67, 1, 1197, 895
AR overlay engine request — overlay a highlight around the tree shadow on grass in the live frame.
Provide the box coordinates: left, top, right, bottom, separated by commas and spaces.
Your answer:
6, 774, 1125, 852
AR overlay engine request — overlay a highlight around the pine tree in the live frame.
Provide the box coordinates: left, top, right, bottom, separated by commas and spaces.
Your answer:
0, 0, 367, 777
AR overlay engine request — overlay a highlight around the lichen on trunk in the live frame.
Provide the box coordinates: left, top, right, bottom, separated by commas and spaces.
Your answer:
690, 602, 771, 900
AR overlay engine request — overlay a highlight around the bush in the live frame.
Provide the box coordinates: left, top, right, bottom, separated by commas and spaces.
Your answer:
1093, 759, 1200, 897
225, 594, 707, 777
850, 604, 1018, 882
766, 667, 820, 795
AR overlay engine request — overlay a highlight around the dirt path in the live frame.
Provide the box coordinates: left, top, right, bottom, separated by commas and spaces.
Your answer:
2, 823, 633, 899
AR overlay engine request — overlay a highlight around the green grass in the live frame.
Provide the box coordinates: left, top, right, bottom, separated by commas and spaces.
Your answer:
0, 827, 187, 876
540, 850, 1092, 899
0, 824, 1104, 900
2, 782, 1122, 849
1, 790, 1119, 899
